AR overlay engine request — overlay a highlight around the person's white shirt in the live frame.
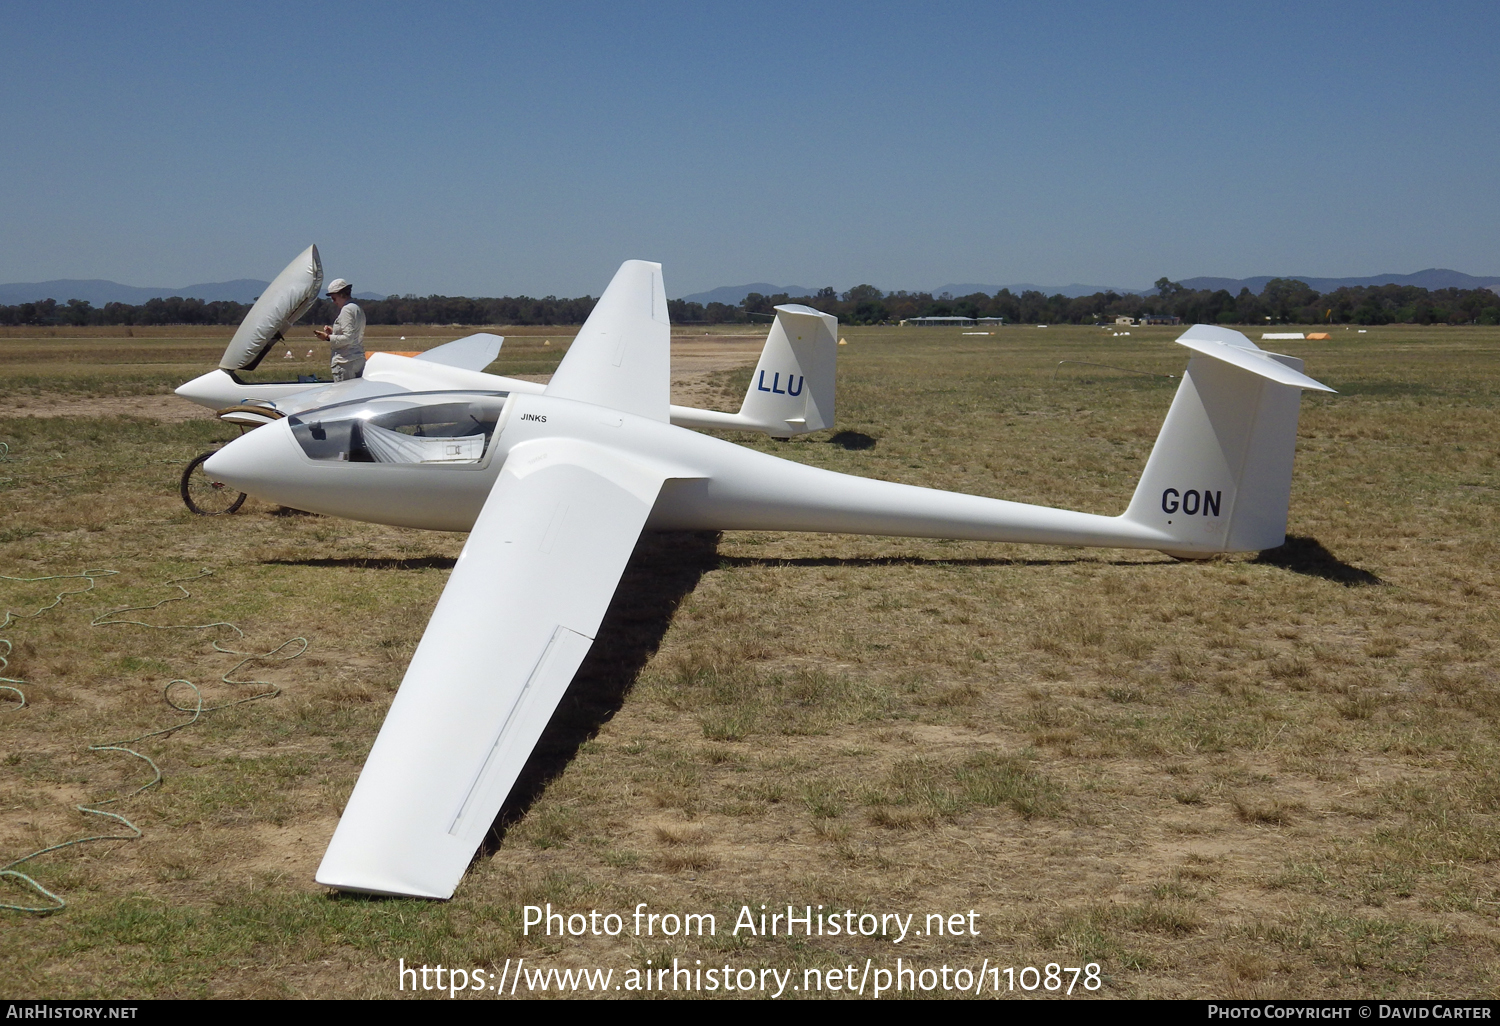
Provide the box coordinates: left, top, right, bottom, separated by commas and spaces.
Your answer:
329, 302, 366, 363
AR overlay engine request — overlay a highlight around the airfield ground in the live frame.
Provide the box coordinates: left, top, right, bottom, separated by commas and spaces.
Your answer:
0, 322, 1496, 998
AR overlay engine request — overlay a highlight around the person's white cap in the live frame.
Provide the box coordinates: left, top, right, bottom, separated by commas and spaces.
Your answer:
327, 278, 352, 296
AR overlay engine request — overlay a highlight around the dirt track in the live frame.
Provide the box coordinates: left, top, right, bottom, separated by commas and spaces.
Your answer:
6, 393, 217, 421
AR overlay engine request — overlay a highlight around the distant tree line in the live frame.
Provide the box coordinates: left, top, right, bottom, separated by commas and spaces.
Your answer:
0, 294, 602, 328
0, 296, 257, 327
4, 278, 1498, 328
722, 279, 1500, 327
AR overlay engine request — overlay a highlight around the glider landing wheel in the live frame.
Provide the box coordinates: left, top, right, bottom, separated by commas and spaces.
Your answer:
181, 451, 247, 515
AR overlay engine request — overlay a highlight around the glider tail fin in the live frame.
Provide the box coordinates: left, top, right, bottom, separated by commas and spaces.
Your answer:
1122, 325, 1334, 556
736, 304, 838, 437
545, 260, 670, 422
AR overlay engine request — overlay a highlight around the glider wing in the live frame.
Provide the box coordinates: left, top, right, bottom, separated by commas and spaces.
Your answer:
315, 436, 693, 899
415, 332, 505, 371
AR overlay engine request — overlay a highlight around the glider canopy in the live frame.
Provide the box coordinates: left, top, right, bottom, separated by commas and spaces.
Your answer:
219, 245, 324, 371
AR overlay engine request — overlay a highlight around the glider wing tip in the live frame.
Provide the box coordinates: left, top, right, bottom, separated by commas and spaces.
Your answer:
314, 869, 456, 901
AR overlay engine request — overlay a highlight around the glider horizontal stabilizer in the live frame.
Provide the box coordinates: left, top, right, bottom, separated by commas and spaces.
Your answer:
1175, 324, 1334, 393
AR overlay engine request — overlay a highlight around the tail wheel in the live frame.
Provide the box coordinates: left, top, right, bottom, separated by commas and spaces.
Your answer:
180, 451, 247, 515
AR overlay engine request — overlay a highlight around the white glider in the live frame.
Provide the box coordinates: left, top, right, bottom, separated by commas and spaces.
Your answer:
204, 259, 1332, 899
175, 246, 837, 439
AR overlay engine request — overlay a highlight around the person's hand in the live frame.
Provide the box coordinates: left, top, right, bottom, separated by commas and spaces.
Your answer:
315, 326, 331, 341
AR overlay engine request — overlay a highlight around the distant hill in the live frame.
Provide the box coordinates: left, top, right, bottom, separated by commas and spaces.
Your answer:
680, 270, 1500, 306
682, 281, 1151, 303
0, 278, 271, 305
1178, 269, 1500, 295
0, 278, 386, 305
10, 268, 1497, 311
933, 282, 1150, 298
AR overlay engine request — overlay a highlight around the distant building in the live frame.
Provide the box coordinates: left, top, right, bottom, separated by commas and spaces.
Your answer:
1140, 314, 1181, 325
1114, 315, 1135, 326
901, 316, 975, 326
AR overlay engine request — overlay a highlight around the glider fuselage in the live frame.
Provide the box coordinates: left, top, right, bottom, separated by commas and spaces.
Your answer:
207, 389, 1182, 551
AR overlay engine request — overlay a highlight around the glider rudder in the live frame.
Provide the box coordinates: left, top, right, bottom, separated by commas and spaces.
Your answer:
1121, 325, 1334, 557
545, 260, 671, 422
738, 305, 838, 437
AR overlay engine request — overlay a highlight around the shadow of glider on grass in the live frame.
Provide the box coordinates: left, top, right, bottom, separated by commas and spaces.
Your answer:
202, 259, 1334, 900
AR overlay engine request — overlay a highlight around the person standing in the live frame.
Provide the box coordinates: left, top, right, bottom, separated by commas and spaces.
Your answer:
315, 278, 366, 380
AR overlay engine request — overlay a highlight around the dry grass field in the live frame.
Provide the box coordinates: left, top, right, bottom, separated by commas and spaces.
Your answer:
1, 321, 1496, 999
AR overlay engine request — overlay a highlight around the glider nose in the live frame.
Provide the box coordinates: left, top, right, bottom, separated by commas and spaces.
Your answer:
175, 369, 240, 410
203, 418, 301, 496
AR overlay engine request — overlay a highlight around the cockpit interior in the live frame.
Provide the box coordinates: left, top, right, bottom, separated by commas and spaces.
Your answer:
288, 391, 510, 465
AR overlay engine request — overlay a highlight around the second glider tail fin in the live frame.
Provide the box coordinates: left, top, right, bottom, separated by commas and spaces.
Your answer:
736, 304, 838, 436
1122, 325, 1335, 556
669, 304, 838, 437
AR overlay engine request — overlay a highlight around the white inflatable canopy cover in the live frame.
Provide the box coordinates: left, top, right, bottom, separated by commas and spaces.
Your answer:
220, 245, 324, 371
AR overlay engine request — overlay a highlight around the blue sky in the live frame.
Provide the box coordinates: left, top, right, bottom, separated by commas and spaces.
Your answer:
2, 1, 1496, 297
